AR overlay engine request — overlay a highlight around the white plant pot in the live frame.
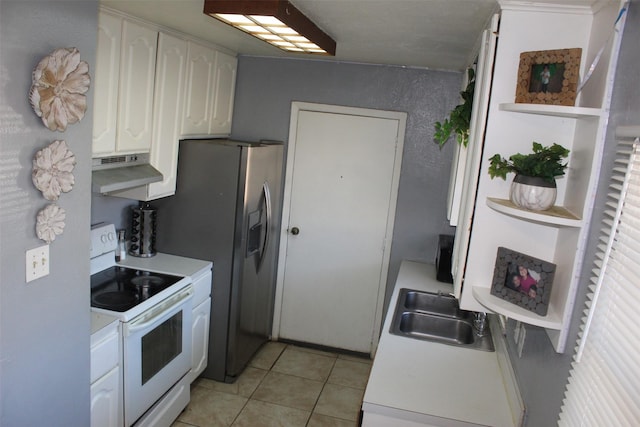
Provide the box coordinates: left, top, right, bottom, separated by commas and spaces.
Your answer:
510, 175, 557, 211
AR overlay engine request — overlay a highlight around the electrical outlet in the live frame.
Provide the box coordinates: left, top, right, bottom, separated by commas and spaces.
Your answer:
26, 244, 49, 282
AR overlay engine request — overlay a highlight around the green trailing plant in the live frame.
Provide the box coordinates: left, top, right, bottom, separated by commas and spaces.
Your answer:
488, 142, 570, 184
434, 68, 475, 147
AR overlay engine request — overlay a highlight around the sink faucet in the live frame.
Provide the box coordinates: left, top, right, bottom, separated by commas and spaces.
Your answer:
473, 312, 488, 336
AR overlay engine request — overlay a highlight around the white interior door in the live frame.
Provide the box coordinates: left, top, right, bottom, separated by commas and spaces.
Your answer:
274, 103, 406, 354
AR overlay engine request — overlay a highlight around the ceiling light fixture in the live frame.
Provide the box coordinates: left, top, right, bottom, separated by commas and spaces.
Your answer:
203, 0, 336, 56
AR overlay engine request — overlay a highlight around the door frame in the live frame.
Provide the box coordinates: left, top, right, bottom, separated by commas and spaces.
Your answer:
271, 102, 407, 354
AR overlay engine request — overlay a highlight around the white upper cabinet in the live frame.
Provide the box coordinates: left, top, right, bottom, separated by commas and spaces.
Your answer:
182, 41, 216, 136
93, 7, 237, 200
116, 20, 158, 153
109, 32, 188, 201
92, 12, 158, 156
92, 11, 122, 156
182, 41, 238, 137
211, 51, 237, 135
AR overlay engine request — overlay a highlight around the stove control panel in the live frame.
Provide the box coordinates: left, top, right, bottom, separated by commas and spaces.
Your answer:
90, 223, 117, 259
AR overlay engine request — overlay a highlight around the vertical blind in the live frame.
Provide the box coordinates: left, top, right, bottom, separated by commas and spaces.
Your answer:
558, 126, 640, 426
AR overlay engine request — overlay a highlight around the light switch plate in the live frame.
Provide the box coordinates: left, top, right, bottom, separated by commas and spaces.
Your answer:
26, 244, 49, 282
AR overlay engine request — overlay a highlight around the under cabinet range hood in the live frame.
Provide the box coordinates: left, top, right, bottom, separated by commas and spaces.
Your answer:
92, 153, 163, 194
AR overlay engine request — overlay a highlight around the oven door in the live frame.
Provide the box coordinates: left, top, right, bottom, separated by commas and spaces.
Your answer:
122, 285, 193, 426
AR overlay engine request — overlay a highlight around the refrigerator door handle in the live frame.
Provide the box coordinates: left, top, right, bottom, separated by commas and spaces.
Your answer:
258, 181, 272, 272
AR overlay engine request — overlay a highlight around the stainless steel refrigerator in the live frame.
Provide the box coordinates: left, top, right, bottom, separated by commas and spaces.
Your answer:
154, 139, 283, 383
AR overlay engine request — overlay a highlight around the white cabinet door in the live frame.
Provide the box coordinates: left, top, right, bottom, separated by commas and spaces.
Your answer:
188, 297, 211, 383
92, 11, 121, 156
452, 14, 499, 299
116, 20, 158, 153
210, 51, 237, 135
182, 41, 216, 136
111, 32, 188, 201
147, 32, 187, 198
91, 366, 120, 427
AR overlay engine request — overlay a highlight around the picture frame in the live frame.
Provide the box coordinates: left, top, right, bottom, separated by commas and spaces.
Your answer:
515, 48, 582, 106
490, 247, 556, 316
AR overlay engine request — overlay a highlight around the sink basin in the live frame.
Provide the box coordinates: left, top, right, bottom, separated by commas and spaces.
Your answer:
390, 288, 494, 351
401, 289, 467, 319
397, 311, 475, 345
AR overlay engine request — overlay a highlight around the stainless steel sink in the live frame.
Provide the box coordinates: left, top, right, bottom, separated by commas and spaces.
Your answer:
401, 289, 468, 319
390, 288, 494, 351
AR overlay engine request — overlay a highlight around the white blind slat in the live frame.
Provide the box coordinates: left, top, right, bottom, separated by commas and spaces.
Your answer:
560, 133, 640, 425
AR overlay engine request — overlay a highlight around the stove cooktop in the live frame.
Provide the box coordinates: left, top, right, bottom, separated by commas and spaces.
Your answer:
90, 266, 183, 312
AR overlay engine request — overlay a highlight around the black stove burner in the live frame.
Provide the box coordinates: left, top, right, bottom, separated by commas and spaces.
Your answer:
131, 274, 165, 287
90, 266, 183, 312
93, 291, 139, 310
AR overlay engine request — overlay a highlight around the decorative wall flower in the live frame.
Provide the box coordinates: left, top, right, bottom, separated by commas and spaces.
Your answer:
29, 47, 90, 132
36, 204, 66, 244
32, 140, 76, 201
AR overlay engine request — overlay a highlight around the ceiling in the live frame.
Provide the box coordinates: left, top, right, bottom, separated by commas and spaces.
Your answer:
101, 0, 603, 71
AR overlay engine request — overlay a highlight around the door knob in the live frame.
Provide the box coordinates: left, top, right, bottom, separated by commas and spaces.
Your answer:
290, 227, 300, 235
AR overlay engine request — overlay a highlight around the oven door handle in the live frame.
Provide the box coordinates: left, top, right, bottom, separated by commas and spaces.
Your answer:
123, 285, 193, 337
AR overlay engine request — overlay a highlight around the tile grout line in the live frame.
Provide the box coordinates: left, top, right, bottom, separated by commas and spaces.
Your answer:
306, 355, 339, 425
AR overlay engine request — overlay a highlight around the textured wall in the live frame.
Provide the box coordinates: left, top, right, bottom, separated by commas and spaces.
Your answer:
230, 56, 461, 309
0, 1, 98, 425
503, 2, 640, 425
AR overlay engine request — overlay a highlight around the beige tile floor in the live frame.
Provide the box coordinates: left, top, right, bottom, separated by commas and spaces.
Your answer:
172, 342, 372, 427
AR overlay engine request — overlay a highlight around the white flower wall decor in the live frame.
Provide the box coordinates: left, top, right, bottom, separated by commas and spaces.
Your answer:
29, 47, 90, 132
32, 140, 76, 201
36, 204, 66, 244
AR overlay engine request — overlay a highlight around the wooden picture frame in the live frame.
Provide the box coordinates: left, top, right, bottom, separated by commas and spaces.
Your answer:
515, 48, 582, 106
490, 247, 555, 316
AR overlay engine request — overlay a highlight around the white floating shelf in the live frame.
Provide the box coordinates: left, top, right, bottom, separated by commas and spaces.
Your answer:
472, 286, 563, 330
486, 197, 583, 228
499, 103, 602, 119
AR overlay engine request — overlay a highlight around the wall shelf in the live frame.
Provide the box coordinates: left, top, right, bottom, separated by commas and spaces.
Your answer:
486, 197, 582, 228
453, 2, 624, 354
499, 103, 602, 119
472, 286, 563, 330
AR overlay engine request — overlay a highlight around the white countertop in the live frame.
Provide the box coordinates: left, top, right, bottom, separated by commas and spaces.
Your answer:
362, 261, 517, 427
91, 311, 119, 335
117, 252, 212, 278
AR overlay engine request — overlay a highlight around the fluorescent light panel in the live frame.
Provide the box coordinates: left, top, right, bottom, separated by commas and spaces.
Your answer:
204, 0, 336, 56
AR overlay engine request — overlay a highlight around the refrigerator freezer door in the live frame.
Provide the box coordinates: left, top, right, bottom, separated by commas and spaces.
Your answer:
226, 144, 283, 380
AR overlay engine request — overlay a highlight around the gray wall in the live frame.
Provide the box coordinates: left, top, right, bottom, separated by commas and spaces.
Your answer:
0, 1, 98, 425
230, 56, 461, 307
504, 2, 640, 425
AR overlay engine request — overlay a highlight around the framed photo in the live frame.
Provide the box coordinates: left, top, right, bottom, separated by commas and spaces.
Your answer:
490, 247, 555, 316
515, 48, 582, 106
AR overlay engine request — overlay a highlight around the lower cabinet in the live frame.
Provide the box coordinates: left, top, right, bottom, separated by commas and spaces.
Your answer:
91, 367, 120, 427
189, 297, 211, 383
188, 269, 212, 383
90, 317, 122, 427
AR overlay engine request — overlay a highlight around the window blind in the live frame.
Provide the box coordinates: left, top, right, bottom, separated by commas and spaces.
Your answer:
558, 126, 640, 426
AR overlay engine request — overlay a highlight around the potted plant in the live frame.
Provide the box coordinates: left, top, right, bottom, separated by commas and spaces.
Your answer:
488, 142, 570, 211
434, 68, 475, 147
